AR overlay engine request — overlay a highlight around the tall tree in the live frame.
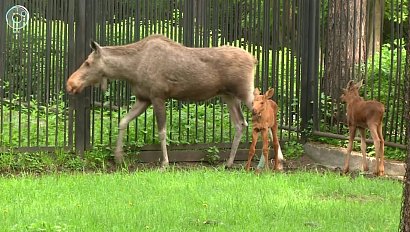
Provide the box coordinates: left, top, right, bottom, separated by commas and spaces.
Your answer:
399, 3, 410, 230
322, 0, 367, 100
366, 0, 382, 57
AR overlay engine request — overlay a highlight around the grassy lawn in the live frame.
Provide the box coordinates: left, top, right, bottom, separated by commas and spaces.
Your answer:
0, 169, 402, 231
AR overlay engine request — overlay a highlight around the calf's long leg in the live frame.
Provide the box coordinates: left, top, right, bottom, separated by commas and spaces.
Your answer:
115, 100, 150, 163
344, 126, 356, 174
223, 96, 247, 168
270, 127, 281, 170
246, 129, 259, 171
261, 128, 270, 170
151, 98, 169, 168
369, 125, 383, 176
257, 129, 284, 170
358, 128, 369, 172
270, 129, 284, 162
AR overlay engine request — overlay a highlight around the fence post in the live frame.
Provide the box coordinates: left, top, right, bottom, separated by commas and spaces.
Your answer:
183, 0, 194, 47
0, 1, 5, 91
300, 0, 320, 142
71, 0, 92, 155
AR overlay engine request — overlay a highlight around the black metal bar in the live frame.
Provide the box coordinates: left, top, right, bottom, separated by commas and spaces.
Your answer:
67, 0, 75, 150
300, 0, 319, 141
0, 0, 6, 147
312, 0, 320, 133
45, 0, 52, 146
72, 0, 90, 155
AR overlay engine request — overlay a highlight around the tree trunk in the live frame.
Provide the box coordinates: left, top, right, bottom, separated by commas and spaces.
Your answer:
400, 5, 410, 231
323, 0, 367, 100
367, 0, 382, 57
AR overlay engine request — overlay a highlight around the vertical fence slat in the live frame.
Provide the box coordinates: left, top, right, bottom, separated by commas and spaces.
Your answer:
0, 0, 5, 148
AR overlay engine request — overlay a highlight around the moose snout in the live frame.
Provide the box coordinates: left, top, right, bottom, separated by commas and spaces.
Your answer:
252, 109, 261, 117
66, 79, 80, 94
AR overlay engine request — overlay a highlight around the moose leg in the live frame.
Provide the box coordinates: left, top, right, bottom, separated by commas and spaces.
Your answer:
258, 129, 284, 170
261, 129, 270, 171
246, 129, 259, 171
344, 126, 356, 174
223, 96, 247, 168
269, 129, 284, 162
115, 100, 150, 163
358, 128, 369, 172
369, 125, 383, 176
270, 127, 281, 171
152, 98, 169, 169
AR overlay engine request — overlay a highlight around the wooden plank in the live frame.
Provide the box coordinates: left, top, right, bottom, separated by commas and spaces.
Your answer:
138, 142, 285, 151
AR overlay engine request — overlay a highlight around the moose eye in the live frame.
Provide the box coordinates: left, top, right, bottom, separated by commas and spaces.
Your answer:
85, 61, 90, 67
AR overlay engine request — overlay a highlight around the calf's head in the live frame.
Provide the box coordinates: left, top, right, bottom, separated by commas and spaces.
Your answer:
66, 41, 107, 94
340, 80, 363, 103
252, 88, 274, 116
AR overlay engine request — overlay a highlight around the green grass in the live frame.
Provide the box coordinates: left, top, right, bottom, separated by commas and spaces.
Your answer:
0, 169, 402, 231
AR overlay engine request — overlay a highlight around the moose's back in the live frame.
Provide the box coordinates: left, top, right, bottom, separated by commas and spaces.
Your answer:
126, 35, 257, 101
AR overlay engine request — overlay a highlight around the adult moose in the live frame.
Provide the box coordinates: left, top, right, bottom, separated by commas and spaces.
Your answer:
66, 34, 257, 169
340, 80, 385, 176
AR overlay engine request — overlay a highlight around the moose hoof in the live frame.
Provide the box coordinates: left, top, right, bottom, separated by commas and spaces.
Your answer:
374, 170, 384, 176
114, 151, 124, 164
161, 161, 170, 169
342, 168, 349, 174
224, 162, 234, 169
275, 163, 284, 171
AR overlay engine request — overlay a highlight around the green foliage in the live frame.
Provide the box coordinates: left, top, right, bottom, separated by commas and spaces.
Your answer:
63, 156, 86, 172
384, 0, 409, 23
83, 148, 111, 170
203, 146, 220, 165
365, 39, 407, 102
283, 141, 304, 160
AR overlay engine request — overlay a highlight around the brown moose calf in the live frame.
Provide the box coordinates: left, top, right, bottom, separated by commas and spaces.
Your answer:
246, 88, 282, 171
341, 80, 385, 176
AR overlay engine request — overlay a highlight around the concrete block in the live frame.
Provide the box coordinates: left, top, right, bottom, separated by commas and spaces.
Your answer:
304, 142, 405, 177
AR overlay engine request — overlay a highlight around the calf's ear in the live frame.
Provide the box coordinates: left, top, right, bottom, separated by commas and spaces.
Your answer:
347, 80, 355, 89
265, 88, 274, 99
253, 88, 261, 96
355, 79, 363, 89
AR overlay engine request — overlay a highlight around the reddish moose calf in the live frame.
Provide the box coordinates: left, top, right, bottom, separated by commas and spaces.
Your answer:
341, 80, 385, 176
246, 88, 282, 171
66, 34, 257, 169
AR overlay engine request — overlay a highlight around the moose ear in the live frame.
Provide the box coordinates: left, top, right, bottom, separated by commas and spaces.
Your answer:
265, 88, 275, 99
253, 88, 261, 96
347, 80, 355, 89
90, 40, 101, 54
355, 79, 364, 89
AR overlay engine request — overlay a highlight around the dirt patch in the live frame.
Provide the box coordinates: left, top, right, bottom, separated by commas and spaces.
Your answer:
111, 154, 334, 174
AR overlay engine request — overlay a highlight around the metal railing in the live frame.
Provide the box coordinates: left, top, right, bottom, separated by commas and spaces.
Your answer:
0, 0, 407, 154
